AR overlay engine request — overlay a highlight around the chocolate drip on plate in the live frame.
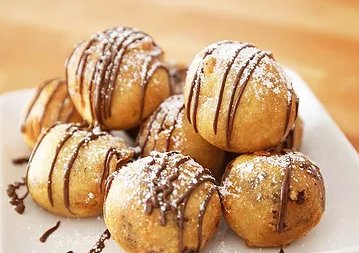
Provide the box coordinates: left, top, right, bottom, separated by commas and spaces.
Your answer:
39, 221, 61, 243
6, 177, 28, 214
88, 229, 111, 253
12, 157, 29, 165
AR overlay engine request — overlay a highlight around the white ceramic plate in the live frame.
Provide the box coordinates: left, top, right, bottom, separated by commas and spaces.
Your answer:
1, 69, 358, 253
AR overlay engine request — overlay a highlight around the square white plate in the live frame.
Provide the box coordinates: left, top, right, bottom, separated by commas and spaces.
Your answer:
0, 69, 358, 253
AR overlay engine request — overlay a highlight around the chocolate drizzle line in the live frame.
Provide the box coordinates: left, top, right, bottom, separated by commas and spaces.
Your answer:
196, 186, 216, 250
142, 152, 217, 252
212, 43, 253, 134
38, 79, 63, 130
165, 106, 184, 151
186, 43, 222, 132
138, 96, 185, 155
26, 123, 60, 188
63, 128, 106, 214
12, 157, 29, 165
21, 78, 58, 133
47, 124, 81, 207
100, 147, 127, 193
226, 50, 273, 147
276, 153, 293, 233
39, 220, 61, 243
88, 229, 111, 253
6, 177, 28, 214
66, 27, 167, 127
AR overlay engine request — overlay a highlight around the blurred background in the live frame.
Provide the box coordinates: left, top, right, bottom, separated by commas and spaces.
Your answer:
0, 0, 358, 150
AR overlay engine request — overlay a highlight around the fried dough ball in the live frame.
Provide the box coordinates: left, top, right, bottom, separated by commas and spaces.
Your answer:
66, 27, 171, 130
184, 41, 298, 153
220, 151, 325, 247
104, 151, 221, 253
21, 78, 82, 148
137, 95, 225, 180
26, 123, 134, 217
167, 61, 187, 94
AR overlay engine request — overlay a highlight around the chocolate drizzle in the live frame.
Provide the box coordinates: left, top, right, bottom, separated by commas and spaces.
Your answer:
226, 50, 273, 147
38, 79, 63, 130
47, 124, 81, 207
66, 27, 167, 127
39, 220, 61, 243
138, 95, 184, 155
186, 42, 230, 132
21, 78, 57, 133
6, 177, 28, 214
88, 229, 111, 253
62, 128, 107, 213
212, 43, 253, 134
21, 78, 80, 136
12, 157, 29, 165
277, 152, 294, 233
142, 152, 217, 252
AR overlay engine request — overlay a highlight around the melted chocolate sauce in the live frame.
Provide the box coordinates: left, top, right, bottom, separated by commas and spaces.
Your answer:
141, 152, 217, 252
38, 80, 63, 130
6, 177, 28, 214
88, 229, 111, 253
213, 43, 253, 134
12, 157, 29, 165
226, 50, 272, 148
21, 78, 57, 133
138, 95, 184, 156
39, 220, 61, 243
277, 151, 294, 233
62, 128, 106, 214
21, 79, 71, 134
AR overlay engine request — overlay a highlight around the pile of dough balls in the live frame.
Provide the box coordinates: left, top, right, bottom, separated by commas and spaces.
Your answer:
21, 27, 325, 252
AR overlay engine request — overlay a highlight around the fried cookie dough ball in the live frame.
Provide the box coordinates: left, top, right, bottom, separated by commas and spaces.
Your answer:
220, 151, 325, 247
137, 95, 225, 180
104, 151, 221, 253
184, 41, 298, 153
21, 78, 82, 148
26, 123, 134, 217
66, 27, 171, 130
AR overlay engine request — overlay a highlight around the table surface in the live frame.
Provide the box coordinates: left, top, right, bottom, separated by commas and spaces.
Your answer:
0, 0, 358, 151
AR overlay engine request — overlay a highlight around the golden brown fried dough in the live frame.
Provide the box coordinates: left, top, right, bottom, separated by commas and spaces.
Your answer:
104, 151, 221, 253
137, 95, 225, 180
220, 151, 325, 247
26, 123, 134, 217
184, 41, 298, 153
21, 78, 82, 148
66, 27, 170, 130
